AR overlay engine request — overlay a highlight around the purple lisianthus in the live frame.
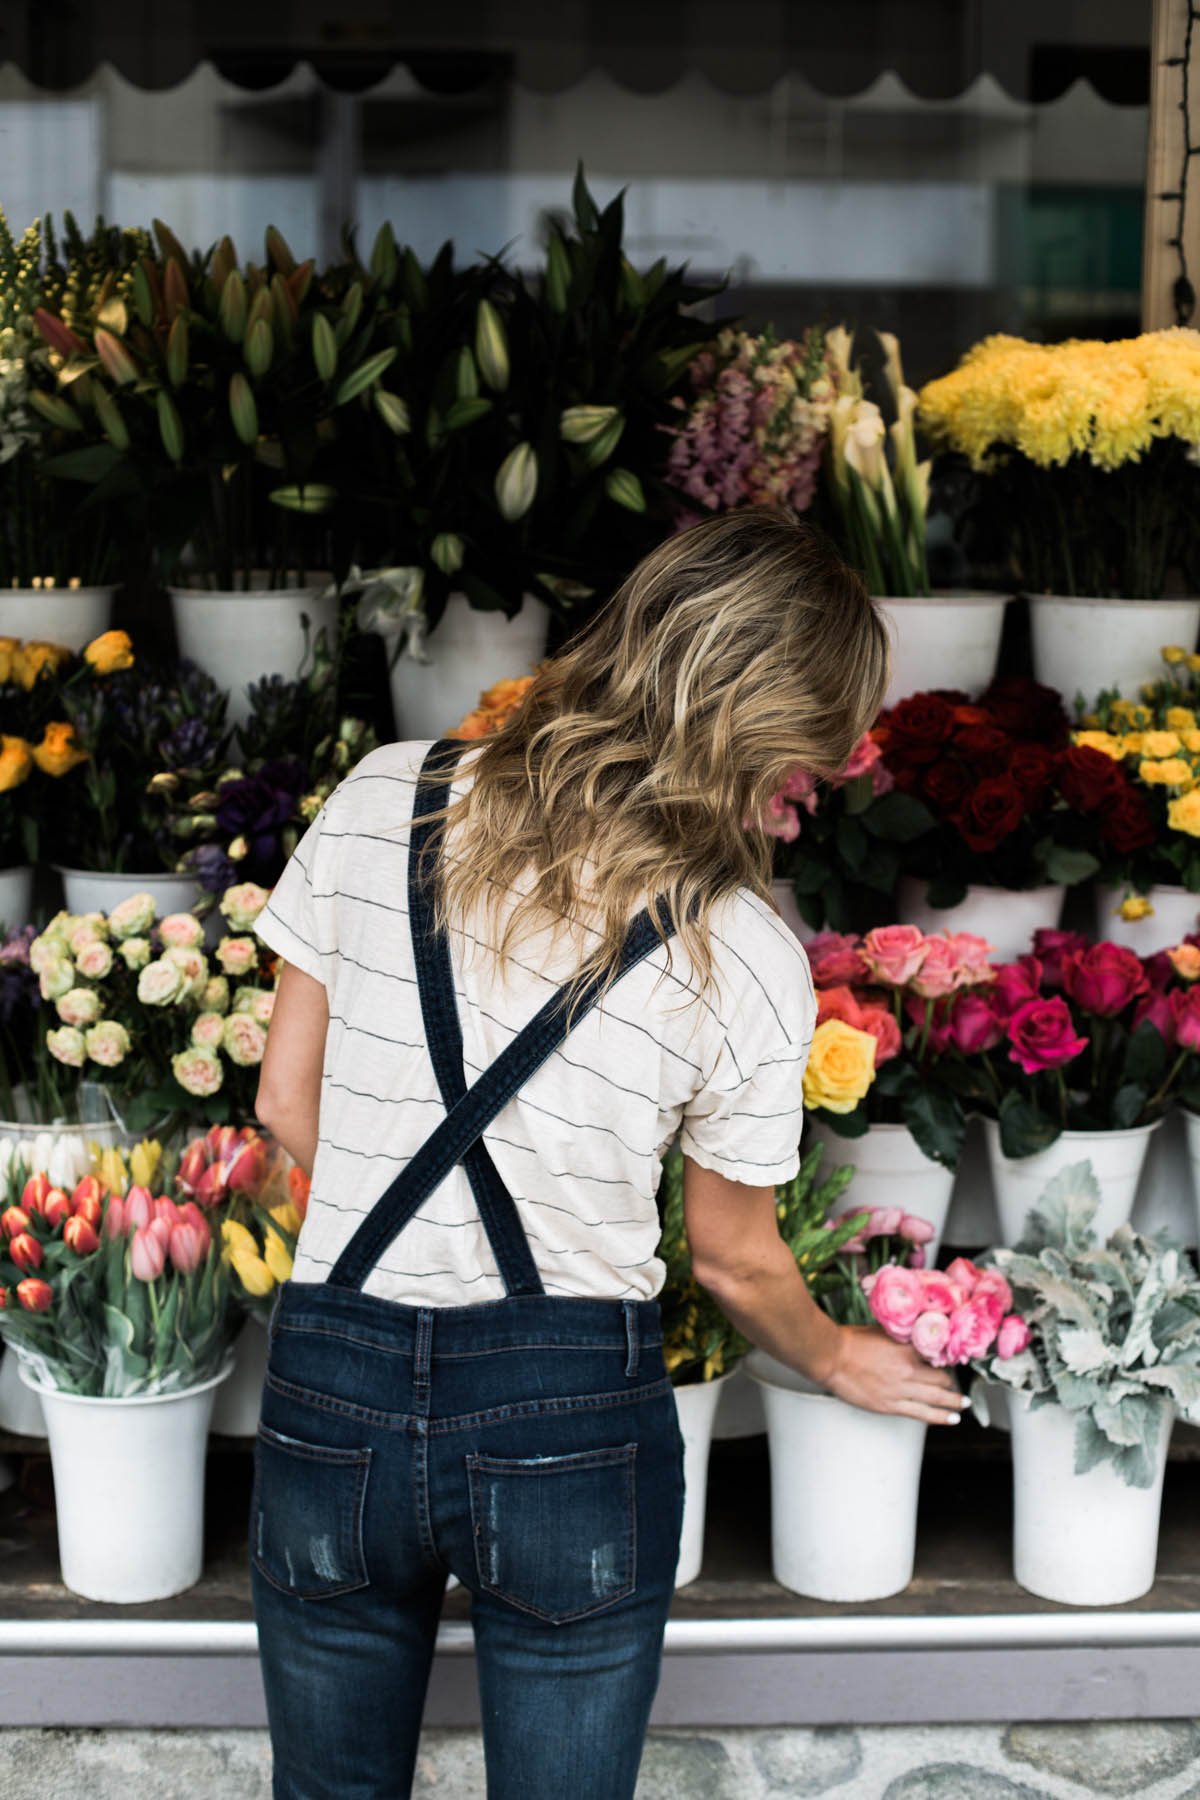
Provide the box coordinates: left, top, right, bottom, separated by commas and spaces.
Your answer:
216, 757, 306, 883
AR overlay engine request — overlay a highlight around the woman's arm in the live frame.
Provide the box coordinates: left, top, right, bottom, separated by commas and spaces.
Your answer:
682, 1156, 965, 1426
255, 962, 329, 1177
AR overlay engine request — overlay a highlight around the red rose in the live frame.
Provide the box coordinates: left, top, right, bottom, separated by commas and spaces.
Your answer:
1057, 745, 1125, 812
880, 694, 954, 760
957, 776, 1026, 851
952, 724, 1012, 766
922, 760, 971, 815
1102, 787, 1157, 853
979, 678, 1070, 746
1031, 929, 1089, 987
1006, 996, 1089, 1074
1062, 943, 1149, 1017
1008, 743, 1056, 804
991, 956, 1044, 1019
1134, 990, 1176, 1044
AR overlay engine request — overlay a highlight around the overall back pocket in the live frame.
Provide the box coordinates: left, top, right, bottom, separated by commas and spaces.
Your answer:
467, 1443, 637, 1623
252, 1424, 372, 1600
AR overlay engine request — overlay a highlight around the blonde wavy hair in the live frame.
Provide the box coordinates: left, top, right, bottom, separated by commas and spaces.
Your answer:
427, 506, 889, 1004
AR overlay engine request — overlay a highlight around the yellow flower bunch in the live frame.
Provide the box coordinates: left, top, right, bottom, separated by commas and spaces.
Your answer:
220, 1199, 301, 1300
918, 328, 1200, 471
94, 1139, 163, 1195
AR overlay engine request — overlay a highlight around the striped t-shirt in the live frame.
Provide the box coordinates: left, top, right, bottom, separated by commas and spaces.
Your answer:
254, 741, 817, 1307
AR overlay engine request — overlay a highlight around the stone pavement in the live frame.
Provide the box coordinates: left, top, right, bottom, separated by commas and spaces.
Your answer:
7, 1723, 1200, 1798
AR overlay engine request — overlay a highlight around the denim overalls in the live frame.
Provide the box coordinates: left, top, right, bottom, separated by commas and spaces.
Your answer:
251, 740, 686, 1800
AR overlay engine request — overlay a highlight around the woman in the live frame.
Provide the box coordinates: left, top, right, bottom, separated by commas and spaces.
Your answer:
251, 505, 965, 1800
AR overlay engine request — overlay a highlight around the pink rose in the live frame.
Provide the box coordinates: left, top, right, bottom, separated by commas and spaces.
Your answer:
75, 939, 113, 981
860, 924, 929, 987
991, 957, 1044, 1020
946, 1298, 1000, 1362
1031, 928, 1089, 987
910, 1310, 952, 1366
996, 1314, 1032, 1358
841, 736, 883, 783
158, 912, 205, 951
1006, 996, 1088, 1075
1062, 943, 1149, 1018
909, 936, 961, 999
947, 991, 1002, 1055
763, 793, 801, 841
805, 932, 869, 986
944, 932, 995, 986
866, 1264, 926, 1342
817, 986, 865, 1029
216, 936, 258, 979
856, 1003, 902, 1066
1174, 986, 1200, 1054
781, 768, 820, 813
900, 1214, 936, 1244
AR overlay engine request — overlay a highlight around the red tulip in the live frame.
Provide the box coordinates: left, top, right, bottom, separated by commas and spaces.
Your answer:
21, 1172, 49, 1215
63, 1215, 100, 1256
169, 1220, 206, 1273
0, 1287, 10, 1309
226, 1134, 266, 1194
208, 1123, 238, 1162
8, 1232, 43, 1273
71, 1175, 103, 1214
72, 1191, 103, 1232
16, 1277, 53, 1312
103, 1195, 127, 1238
193, 1163, 228, 1208
42, 1189, 70, 1230
129, 1225, 166, 1281
1, 1205, 31, 1240
177, 1139, 208, 1192
125, 1185, 153, 1230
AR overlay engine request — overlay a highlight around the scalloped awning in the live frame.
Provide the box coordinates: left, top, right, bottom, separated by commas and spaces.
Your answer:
0, 0, 1150, 103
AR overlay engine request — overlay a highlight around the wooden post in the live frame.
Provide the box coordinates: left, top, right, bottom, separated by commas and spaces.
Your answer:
1143, 0, 1200, 330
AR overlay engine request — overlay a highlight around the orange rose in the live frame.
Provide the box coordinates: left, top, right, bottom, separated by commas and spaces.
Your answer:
83, 629, 134, 674
0, 735, 32, 792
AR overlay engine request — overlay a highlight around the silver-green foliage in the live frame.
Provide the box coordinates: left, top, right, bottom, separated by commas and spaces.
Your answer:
974, 1161, 1200, 1487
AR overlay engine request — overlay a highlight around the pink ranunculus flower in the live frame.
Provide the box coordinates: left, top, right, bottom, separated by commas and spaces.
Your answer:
908, 936, 961, 999
129, 1224, 166, 1281
1062, 942, 1149, 1018
990, 957, 1044, 1020
919, 1271, 966, 1312
900, 1214, 936, 1245
805, 932, 869, 986
1031, 928, 1089, 988
944, 932, 995, 986
910, 1309, 953, 1366
946, 1297, 1000, 1362
158, 912, 205, 951
972, 1269, 1014, 1318
947, 990, 1002, 1055
763, 792, 801, 841
996, 1314, 1032, 1358
866, 1264, 926, 1342
909, 1248, 927, 1269
860, 924, 929, 987
866, 1206, 905, 1238
1006, 996, 1089, 1075
943, 1257, 981, 1294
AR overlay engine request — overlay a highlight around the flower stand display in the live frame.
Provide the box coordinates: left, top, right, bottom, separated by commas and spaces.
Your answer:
1008, 1388, 1174, 1605
746, 1351, 926, 1601
386, 592, 551, 741
876, 592, 1009, 709
896, 879, 1065, 964
806, 1118, 955, 1264
1030, 596, 1200, 707
983, 1116, 1161, 1246
20, 1359, 232, 1602
170, 584, 341, 729
672, 1372, 732, 1586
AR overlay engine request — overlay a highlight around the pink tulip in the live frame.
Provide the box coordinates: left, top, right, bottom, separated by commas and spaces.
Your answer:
866, 1264, 926, 1342
153, 1196, 178, 1226
125, 1185, 153, 1230
911, 1309, 952, 1365
104, 1196, 127, 1238
148, 1217, 171, 1255
129, 1225, 166, 1281
169, 1220, 206, 1274
996, 1314, 1032, 1358
179, 1200, 211, 1252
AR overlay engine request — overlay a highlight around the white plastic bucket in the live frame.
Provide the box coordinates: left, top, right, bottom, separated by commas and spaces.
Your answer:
806, 1118, 955, 1265
53, 868, 202, 919
20, 1360, 232, 1602
1093, 884, 1200, 955
208, 1317, 270, 1437
672, 1373, 730, 1587
387, 591, 550, 741
896, 879, 1065, 965
170, 584, 339, 727
746, 1353, 927, 1601
877, 591, 1009, 709
0, 865, 33, 931
1009, 1388, 1173, 1605
0, 587, 113, 651
1030, 595, 1200, 708
983, 1116, 1160, 1247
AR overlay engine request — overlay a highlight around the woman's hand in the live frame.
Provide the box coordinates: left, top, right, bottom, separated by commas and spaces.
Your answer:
824, 1324, 966, 1426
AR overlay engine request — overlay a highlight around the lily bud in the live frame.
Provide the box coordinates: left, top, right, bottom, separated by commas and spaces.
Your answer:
338, 280, 364, 339
289, 258, 315, 306
16, 1277, 52, 1313
474, 299, 509, 390
42, 1189, 70, 1230
219, 269, 248, 343
166, 315, 189, 387
312, 313, 338, 382
131, 261, 156, 327
431, 532, 465, 576
545, 233, 571, 313
210, 234, 237, 294
374, 390, 410, 436
244, 317, 274, 379
33, 308, 85, 357
229, 373, 259, 446
63, 1214, 99, 1256
157, 391, 185, 463
9, 1233, 43, 1274
270, 272, 298, 344
153, 217, 189, 269
369, 221, 398, 290
94, 328, 137, 387
265, 224, 295, 274
455, 345, 479, 400
29, 390, 83, 432
93, 388, 130, 452
604, 467, 647, 513
163, 259, 189, 323
494, 443, 538, 521
559, 404, 621, 445
335, 348, 398, 406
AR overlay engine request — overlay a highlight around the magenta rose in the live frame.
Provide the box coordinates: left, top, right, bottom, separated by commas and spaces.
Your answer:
805, 931, 869, 986
946, 1298, 1000, 1362
910, 1310, 953, 1366
1031, 928, 1090, 988
996, 1314, 1032, 1358
1134, 990, 1176, 1045
947, 991, 1002, 1055
1062, 943, 1149, 1018
1173, 986, 1200, 1054
909, 936, 960, 999
1006, 996, 1088, 1075
860, 924, 928, 987
866, 1264, 926, 1343
990, 957, 1044, 1020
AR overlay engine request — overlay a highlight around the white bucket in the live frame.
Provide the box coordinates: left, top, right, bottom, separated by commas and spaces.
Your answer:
1009, 1388, 1173, 1604
770, 880, 815, 946
806, 1118, 955, 1265
672, 1372, 730, 1586
896, 878, 1065, 965
1132, 1108, 1196, 1246
0, 587, 113, 651
21, 1359, 232, 1602
983, 1116, 1160, 1247
53, 867, 202, 919
387, 591, 550, 741
1030, 595, 1200, 709
877, 591, 1009, 709
208, 1317, 270, 1437
170, 584, 339, 727
943, 1112, 1002, 1248
746, 1352, 927, 1601
1093, 884, 1200, 954
0, 865, 33, 931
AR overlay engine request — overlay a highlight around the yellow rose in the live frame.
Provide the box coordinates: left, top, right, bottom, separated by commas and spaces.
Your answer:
802, 1019, 876, 1115
1139, 758, 1194, 788
15, 640, 70, 691
83, 629, 134, 675
0, 734, 32, 792
31, 721, 87, 776
1168, 789, 1200, 836
1118, 894, 1154, 921
0, 637, 18, 684
1169, 943, 1200, 980
1189, 653, 1200, 675
1072, 730, 1124, 760
1163, 645, 1188, 664
1141, 730, 1183, 759
1167, 708, 1197, 731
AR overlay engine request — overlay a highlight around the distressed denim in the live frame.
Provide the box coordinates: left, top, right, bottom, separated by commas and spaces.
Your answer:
251, 1283, 684, 1800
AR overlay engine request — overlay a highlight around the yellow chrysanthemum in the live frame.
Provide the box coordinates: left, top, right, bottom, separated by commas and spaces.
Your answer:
1142, 730, 1183, 759
1139, 758, 1194, 788
1167, 708, 1197, 731
1072, 730, 1124, 760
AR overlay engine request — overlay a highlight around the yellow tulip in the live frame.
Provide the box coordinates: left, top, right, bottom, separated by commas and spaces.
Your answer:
231, 1251, 275, 1297
130, 1140, 162, 1189
83, 629, 134, 675
220, 1219, 258, 1258
263, 1233, 293, 1283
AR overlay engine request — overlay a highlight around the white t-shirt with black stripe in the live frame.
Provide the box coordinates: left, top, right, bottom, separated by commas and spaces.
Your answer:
254, 741, 817, 1307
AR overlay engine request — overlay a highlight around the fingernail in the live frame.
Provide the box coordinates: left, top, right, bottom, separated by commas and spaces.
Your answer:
945, 1412, 960, 1425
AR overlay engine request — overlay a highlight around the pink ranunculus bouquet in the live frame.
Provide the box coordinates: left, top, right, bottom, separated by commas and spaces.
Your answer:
801, 923, 999, 1169
864, 1254, 1030, 1369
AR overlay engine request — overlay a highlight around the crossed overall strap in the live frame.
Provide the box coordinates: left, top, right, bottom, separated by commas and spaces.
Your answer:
326, 738, 677, 1295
